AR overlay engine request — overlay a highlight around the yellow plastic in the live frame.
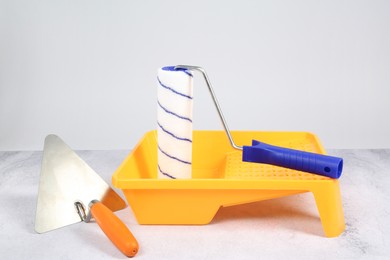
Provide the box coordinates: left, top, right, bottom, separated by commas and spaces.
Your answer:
112, 130, 345, 237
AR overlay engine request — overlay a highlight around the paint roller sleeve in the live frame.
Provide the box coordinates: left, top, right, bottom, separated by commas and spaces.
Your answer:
157, 66, 193, 179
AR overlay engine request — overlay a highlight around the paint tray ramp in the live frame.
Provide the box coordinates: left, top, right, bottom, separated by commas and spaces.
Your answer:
112, 130, 345, 237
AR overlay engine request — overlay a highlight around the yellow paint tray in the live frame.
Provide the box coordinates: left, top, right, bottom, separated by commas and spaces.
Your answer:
112, 130, 345, 237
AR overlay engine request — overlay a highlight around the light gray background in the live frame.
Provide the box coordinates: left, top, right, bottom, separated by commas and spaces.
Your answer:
1, 0, 389, 150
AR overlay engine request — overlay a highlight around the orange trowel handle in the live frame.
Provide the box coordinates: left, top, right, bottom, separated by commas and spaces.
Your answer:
90, 201, 139, 257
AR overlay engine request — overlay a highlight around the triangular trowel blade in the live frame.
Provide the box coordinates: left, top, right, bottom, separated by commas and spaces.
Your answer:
35, 134, 126, 233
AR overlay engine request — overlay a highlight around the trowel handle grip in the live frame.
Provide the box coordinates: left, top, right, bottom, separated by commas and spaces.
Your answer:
242, 140, 343, 179
90, 201, 139, 257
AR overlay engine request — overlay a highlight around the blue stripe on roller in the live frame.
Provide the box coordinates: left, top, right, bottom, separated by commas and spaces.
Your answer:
158, 145, 191, 165
157, 77, 193, 99
157, 100, 192, 123
157, 122, 192, 143
158, 164, 176, 179
182, 71, 193, 77
162, 66, 193, 77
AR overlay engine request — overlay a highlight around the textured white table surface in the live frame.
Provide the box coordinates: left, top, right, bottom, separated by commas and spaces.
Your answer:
1, 149, 389, 259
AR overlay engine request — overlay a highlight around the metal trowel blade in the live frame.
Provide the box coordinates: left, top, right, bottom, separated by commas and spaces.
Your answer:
35, 134, 126, 233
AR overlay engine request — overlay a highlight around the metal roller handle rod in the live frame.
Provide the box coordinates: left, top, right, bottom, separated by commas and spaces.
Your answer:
175, 65, 242, 150
174, 65, 343, 179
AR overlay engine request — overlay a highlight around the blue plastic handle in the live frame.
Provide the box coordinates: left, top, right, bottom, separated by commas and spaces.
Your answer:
242, 140, 343, 179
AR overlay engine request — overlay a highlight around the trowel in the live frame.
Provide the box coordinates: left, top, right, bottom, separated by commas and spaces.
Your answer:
35, 135, 138, 257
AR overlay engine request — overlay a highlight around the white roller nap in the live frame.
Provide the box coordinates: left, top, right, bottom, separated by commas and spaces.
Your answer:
157, 66, 193, 179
